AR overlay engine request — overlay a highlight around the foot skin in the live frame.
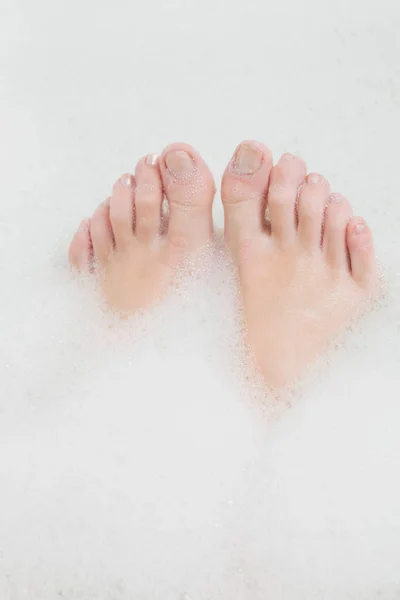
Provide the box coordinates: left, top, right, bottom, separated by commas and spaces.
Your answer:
69, 143, 215, 314
222, 141, 378, 391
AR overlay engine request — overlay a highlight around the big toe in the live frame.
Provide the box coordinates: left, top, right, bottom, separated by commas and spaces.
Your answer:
159, 143, 215, 253
221, 141, 273, 249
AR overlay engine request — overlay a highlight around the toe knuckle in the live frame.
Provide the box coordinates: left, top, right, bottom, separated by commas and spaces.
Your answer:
268, 184, 292, 206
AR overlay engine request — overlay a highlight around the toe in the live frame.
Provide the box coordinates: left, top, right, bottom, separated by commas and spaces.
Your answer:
160, 143, 215, 252
221, 141, 273, 246
347, 217, 376, 288
267, 153, 306, 245
297, 173, 330, 250
134, 154, 163, 244
323, 193, 353, 270
68, 219, 92, 271
90, 198, 114, 266
110, 173, 135, 250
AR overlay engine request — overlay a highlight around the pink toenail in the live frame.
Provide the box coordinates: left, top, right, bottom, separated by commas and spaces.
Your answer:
231, 143, 263, 175
78, 219, 89, 232
328, 193, 344, 203
145, 154, 159, 166
120, 174, 134, 187
354, 222, 366, 234
308, 173, 326, 185
165, 150, 195, 175
281, 152, 296, 161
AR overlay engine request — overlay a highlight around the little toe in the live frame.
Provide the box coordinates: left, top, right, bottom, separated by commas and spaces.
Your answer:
297, 173, 330, 250
90, 199, 114, 266
110, 173, 135, 250
221, 141, 273, 246
135, 154, 163, 244
160, 143, 215, 252
347, 217, 376, 288
323, 193, 353, 270
267, 153, 307, 245
68, 219, 92, 271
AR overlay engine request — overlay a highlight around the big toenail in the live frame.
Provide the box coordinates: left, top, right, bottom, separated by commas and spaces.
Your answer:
120, 174, 134, 187
165, 150, 195, 175
231, 143, 263, 175
145, 154, 159, 166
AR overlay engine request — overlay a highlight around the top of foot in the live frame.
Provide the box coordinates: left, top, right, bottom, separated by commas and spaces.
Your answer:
69, 143, 215, 315
221, 141, 378, 391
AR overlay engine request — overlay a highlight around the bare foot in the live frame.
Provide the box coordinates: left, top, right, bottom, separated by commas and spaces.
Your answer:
69, 143, 215, 314
222, 141, 378, 391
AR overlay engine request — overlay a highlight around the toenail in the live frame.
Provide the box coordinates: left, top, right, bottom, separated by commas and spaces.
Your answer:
354, 221, 366, 234
78, 219, 89, 232
328, 193, 344, 204
231, 143, 263, 175
120, 174, 134, 187
165, 150, 195, 175
308, 173, 326, 185
281, 152, 296, 162
145, 154, 159, 166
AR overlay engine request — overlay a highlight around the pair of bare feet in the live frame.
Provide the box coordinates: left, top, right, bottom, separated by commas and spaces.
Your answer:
69, 141, 377, 392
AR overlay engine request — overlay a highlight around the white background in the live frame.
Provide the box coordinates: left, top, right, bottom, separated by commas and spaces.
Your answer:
0, 0, 400, 598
